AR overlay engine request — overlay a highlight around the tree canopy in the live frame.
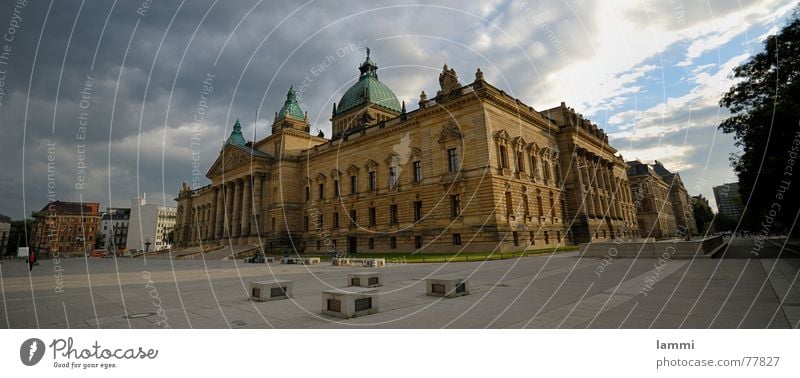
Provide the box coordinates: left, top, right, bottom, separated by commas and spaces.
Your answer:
719, 7, 800, 236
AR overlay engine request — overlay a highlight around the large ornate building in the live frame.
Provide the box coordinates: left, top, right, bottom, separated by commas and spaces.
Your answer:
174, 50, 639, 254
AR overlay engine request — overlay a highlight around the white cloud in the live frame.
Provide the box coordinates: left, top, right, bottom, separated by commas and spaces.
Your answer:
608, 52, 750, 141
618, 144, 696, 172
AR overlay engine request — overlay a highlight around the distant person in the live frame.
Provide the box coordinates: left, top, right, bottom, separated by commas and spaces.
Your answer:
28, 249, 36, 272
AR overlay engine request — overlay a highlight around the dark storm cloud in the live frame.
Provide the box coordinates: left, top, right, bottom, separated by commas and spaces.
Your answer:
1, 0, 780, 218
0, 0, 515, 218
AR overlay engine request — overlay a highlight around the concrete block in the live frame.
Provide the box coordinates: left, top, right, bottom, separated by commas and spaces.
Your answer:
249, 279, 293, 301
321, 287, 379, 318
348, 272, 383, 287
426, 276, 470, 298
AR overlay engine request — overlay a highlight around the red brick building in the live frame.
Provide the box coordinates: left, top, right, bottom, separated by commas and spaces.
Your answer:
32, 201, 101, 257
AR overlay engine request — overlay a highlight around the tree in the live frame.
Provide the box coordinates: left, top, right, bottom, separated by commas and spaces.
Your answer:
719, 7, 800, 237
95, 232, 105, 250
713, 213, 738, 233
692, 199, 715, 234
165, 229, 174, 245
5, 219, 33, 256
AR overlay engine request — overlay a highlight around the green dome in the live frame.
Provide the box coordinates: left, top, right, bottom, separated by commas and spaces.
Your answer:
278, 86, 305, 120
336, 48, 401, 115
226, 119, 246, 146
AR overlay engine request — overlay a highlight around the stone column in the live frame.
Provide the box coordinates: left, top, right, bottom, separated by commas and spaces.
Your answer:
232, 178, 243, 238
214, 185, 224, 239
598, 159, 610, 217
241, 175, 252, 238
581, 156, 596, 218
252, 173, 263, 236
591, 158, 604, 217
573, 153, 587, 216
610, 170, 622, 219
208, 187, 217, 240
206, 206, 212, 239
224, 182, 234, 238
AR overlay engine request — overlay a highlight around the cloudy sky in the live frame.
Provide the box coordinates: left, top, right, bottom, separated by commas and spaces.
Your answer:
0, 0, 795, 218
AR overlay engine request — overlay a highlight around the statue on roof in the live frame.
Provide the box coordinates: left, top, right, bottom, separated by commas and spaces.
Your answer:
438, 63, 461, 96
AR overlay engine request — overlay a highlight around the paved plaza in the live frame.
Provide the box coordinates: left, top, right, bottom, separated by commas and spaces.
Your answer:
1, 237, 799, 328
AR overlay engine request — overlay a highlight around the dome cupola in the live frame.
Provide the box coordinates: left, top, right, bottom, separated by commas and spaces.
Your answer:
335, 48, 401, 116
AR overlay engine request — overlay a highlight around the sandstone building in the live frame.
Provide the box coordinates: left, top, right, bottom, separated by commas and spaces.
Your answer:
174, 50, 639, 254
652, 161, 698, 236
626, 161, 676, 238
625, 160, 697, 239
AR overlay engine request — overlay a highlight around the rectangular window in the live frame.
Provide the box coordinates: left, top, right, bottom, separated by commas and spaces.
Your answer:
413, 161, 422, 182
414, 201, 422, 222
390, 236, 397, 249
516, 151, 525, 173
318, 183, 324, 200
415, 235, 422, 249
388, 166, 398, 188
334, 180, 340, 197
305, 186, 310, 202
447, 148, 458, 172
271, 217, 276, 231
369, 207, 376, 226
499, 145, 508, 169
390, 204, 398, 225
505, 192, 514, 215
450, 195, 461, 218
523, 194, 530, 216
350, 210, 357, 227
368, 238, 374, 250
369, 171, 377, 191
333, 212, 339, 229
318, 213, 323, 229
350, 175, 358, 194
452, 233, 462, 245
513, 231, 519, 246
316, 240, 321, 250
304, 216, 309, 231
529, 231, 535, 245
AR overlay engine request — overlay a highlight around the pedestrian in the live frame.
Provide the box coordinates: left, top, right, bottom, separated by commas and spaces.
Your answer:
28, 248, 36, 272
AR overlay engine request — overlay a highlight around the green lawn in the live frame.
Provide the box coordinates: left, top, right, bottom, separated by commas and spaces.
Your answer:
310, 245, 579, 263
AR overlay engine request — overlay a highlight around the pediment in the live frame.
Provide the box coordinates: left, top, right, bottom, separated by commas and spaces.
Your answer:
364, 159, 379, 169
206, 144, 266, 179
438, 121, 463, 144
493, 129, 510, 142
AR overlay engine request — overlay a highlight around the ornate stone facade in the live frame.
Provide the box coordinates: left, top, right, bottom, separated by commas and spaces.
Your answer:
174, 51, 641, 254
627, 160, 684, 238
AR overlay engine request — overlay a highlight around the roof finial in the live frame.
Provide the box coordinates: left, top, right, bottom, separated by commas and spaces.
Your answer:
366, 46, 370, 59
